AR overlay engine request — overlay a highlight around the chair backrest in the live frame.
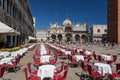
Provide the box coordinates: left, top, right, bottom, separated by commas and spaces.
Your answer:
84, 57, 91, 62
16, 55, 21, 64
49, 57, 57, 64
71, 56, 77, 63
116, 63, 120, 72
0, 65, 5, 78
27, 63, 31, 73
87, 64, 93, 75
32, 54, 36, 60
63, 64, 69, 78
81, 61, 86, 69
98, 55, 104, 62
112, 55, 117, 62
33, 54, 39, 61
54, 64, 69, 80
55, 61, 64, 73
67, 54, 70, 60
23, 68, 28, 80
12, 57, 18, 66
93, 52, 97, 59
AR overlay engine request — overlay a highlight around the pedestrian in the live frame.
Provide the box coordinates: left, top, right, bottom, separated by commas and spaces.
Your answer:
105, 42, 108, 50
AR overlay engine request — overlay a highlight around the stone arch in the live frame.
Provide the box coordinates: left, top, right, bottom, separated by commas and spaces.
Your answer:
51, 34, 56, 42
81, 35, 86, 43
65, 33, 72, 42
75, 34, 80, 42
65, 27, 72, 32
57, 34, 62, 42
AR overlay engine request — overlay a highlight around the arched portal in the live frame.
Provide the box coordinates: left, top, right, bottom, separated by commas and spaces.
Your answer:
65, 33, 72, 42
51, 34, 56, 42
81, 35, 86, 43
57, 34, 62, 41
75, 34, 80, 42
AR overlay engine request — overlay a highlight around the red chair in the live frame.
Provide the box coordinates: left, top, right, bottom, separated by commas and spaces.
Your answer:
49, 57, 57, 65
53, 64, 69, 80
0, 65, 5, 79
84, 57, 91, 63
35, 53, 41, 57
23, 68, 40, 80
68, 54, 77, 67
87, 64, 103, 79
27, 63, 38, 75
32, 54, 41, 66
93, 52, 98, 61
116, 63, 120, 78
106, 55, 117, 64
7, 56, 21, 72
98, 55, 104, 62
55, 61, 64, 74
80, 61, 88, 76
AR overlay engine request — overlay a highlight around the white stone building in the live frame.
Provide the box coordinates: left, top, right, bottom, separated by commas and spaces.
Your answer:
90, 25, 107, 42
36, 30, 48, 42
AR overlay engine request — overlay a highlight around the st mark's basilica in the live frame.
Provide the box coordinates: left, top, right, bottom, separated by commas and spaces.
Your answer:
47, 19, 88, 44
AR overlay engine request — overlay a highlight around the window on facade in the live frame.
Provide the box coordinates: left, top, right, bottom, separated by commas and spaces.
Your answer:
104, 29, 107, 32
97, 29, 100, 33
0, 0, 1, 7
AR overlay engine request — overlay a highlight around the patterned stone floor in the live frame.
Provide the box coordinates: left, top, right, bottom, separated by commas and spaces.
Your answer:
3, 43, 120, 80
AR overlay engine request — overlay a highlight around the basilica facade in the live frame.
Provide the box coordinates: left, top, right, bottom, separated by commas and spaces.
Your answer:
47, 19, 88, 44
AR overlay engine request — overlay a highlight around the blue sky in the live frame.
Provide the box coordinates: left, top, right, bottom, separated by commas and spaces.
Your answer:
29, 0, 107, 30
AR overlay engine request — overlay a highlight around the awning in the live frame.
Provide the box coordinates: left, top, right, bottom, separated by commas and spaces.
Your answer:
29, 36, 37, 40
0, 22, 20, 35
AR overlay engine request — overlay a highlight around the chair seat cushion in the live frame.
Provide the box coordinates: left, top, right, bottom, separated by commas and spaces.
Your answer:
109, 72, 116, 78
53, 75, 66, 80
29, 76, 40, 80
92, 71, 103, 78
31, 71, 37, 75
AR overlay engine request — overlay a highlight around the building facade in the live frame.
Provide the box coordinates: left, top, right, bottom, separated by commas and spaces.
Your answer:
47, 19, 87, 44
90, 25, 107, 42
107, 0, 120, 43
0, 0, 35, 47
36, 30, 48, 42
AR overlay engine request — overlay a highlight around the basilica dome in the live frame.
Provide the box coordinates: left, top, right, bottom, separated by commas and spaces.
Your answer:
63, 19, 72, 26
75, 23, 80, 27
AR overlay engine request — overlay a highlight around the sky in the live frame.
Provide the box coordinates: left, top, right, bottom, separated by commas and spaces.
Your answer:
29, 0, 107, 30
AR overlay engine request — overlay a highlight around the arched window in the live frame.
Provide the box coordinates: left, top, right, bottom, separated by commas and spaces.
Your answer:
0, 0, 1, 6
97, 29, 100, 32
104, 29, 107, 32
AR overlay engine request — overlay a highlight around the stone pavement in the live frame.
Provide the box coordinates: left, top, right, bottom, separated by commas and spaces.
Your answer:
2, 43, 120, 80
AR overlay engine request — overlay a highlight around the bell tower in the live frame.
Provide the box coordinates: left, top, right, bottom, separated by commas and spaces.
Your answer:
107, 0, 120, 43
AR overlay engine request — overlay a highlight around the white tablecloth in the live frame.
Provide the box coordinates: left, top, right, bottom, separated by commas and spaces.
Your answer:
37, 65, 56, 80
85, 51, 91, 55
40, 45, 47, 55
64, 51, 71, 55
77, 49, 83, 53
73, 55, 84, 61
101, 55, 112, 61
0, 51, 10, 58
40, 55, 51, 63
94, 62, 112, 76
0, 57, 14, 64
